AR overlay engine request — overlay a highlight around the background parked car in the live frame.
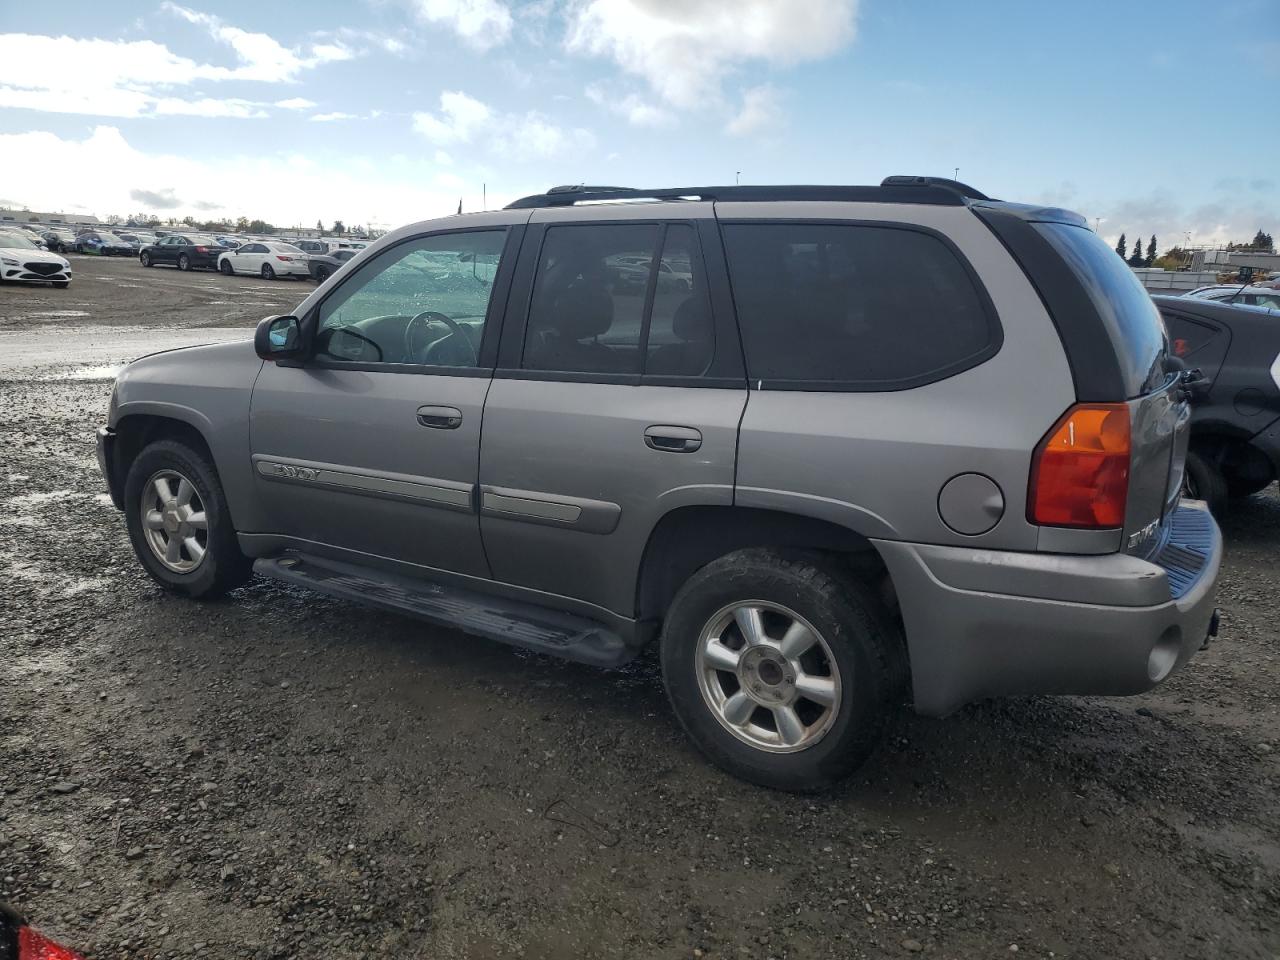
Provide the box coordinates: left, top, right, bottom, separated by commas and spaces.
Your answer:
1156, 294, 1280, 515
139, 234, 225, 271
41, 227, 78, 253
306, 246, 359, 282
113, 232, 155, 252
75, 231, 133, 256
0, 229, 72, 287
1185, 284, 1280, 310
216, 240, 310, 279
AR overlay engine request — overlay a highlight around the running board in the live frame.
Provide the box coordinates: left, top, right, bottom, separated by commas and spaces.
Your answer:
253, 553, 637, 668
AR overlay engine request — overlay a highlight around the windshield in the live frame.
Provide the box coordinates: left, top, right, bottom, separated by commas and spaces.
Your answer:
0, 232, 38, 249
1035, 222, 1168, 397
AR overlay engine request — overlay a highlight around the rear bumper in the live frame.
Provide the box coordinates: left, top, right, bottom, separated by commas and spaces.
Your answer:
875, 500, 1222, 717
97, 426, 123, 509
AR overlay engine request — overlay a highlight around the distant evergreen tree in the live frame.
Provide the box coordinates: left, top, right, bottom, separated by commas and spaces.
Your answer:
1128, 237, 1145, 267
1146, 234, 1157, 267
1116, 233, 1127, 259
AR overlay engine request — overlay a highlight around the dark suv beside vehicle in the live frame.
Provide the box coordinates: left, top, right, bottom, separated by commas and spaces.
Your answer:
1156, 294, 1280, 513
96, 178, 1222, 790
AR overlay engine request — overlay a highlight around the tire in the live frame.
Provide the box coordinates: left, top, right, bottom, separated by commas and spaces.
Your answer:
261, 263, 275, 280
219, 259, 234, 276
52, 281, 69, 289
123, 439, 253, 599
140, 251, 152, 267
1185, 451, 1227, 517
314, 265, 332, 283
1227, 475, 1273, 499
177, 254, 190, 271
660, 548, 901, 792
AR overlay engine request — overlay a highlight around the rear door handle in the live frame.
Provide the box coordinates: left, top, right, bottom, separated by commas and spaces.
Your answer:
417, 405, 463, 429
644, 424, 702, 453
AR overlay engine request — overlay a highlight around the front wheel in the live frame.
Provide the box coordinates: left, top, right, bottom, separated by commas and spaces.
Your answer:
177, 254, 190, 271
661, 549, 902, 792
261, 263, 275, 280
219, 259, 233, 276
140, 251, 152, 267
123, 439, 253, 598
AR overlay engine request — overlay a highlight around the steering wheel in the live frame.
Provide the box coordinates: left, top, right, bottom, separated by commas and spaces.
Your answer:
403, 310, 477, 366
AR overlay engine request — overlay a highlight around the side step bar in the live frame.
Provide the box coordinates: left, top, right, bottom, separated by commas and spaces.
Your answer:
253, 553, 638, 668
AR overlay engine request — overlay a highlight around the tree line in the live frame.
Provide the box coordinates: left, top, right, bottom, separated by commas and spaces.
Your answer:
106, 213, 365, 237
1115, 229, 1275, 269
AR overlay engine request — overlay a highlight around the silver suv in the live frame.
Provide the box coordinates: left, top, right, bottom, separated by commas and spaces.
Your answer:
96, 177, 1222, 790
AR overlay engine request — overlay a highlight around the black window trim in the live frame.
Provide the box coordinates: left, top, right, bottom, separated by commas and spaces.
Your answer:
717, 217, 1004, 393
494, 216, 745, 388
295, 223, 525, 377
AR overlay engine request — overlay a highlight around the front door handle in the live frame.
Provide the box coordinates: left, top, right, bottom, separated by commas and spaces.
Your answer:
644, 424, 702, 453
417, 405, 463, 429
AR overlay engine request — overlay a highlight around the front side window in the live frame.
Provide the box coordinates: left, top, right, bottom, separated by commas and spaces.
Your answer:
521, 222, 713, 377
722, 222, 997, 387
315, 229, 505, 367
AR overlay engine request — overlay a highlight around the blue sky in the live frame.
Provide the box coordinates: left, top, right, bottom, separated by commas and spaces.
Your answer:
1, 0, 1276, 246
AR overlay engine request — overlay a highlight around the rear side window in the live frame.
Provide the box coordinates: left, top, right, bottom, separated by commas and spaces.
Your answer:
721, 222, 998, 388
521, 222, 714, 378
1035, 223, 1168, 397
1163, 313, 1224, 360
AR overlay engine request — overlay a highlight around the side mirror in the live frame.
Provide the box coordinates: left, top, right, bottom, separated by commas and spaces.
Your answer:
255, 315, 304, 361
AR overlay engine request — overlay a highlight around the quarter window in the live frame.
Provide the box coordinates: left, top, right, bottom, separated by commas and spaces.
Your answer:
721, 222, 997, 387
315, 230, 505, 367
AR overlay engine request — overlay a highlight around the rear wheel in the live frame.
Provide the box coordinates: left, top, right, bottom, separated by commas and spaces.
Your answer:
219, 259, 234, 276
123, 440, 252, 599
140, 251, 152, 267
177, 254, 190, 271
1185, 451, 1227, 517
660, 549, 901, 792
261, 263, 275, 280
314, 264, 332, 282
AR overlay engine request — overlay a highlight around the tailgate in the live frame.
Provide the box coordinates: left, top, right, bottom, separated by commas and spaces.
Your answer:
1125, 377, 1190, 556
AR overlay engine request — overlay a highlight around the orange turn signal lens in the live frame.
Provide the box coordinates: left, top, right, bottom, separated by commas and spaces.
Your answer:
1028, 403, 1131, 529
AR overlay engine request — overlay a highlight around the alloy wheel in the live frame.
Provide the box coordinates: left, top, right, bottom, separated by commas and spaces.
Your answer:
140, 469, 209, 574
695, 601, 842, 753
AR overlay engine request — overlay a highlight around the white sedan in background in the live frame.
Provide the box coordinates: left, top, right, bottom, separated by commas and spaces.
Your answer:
217, 241, 310, 280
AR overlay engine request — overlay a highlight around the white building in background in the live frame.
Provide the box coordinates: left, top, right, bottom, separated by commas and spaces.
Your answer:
0, 208, 99, 226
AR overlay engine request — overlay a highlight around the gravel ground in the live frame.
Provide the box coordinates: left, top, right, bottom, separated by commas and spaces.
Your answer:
1, 256, 1278, 959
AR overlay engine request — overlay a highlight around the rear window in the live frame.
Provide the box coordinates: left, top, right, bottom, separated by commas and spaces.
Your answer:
1035, 223, 1167, 397
721, 222, 999, 388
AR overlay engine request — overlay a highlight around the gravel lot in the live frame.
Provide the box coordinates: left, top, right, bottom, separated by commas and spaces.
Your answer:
1, 255, 1278, 959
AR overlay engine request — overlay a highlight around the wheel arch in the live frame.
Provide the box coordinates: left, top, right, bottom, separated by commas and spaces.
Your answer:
110, 408, 218, 507
634, 505, 896, 625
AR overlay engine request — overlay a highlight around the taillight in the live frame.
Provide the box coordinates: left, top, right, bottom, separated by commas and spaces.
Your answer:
1028, 403, 1131, 528
276, 255, 291, 261
194, 246, 207, 253
18, 925, 87, 960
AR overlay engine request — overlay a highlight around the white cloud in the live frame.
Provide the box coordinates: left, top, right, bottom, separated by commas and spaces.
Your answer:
0, 125, 517, 228
153, 97, 270, 119
585, 83, 673, 127
411, 0, 513, 50
0, 15, 353, 121
309, 111, 359, 122
412, 91, 493, 144
161, 3, 354, 81
413, 91, 593, 160
725, 84, 781, 136
564, 0, 858, 108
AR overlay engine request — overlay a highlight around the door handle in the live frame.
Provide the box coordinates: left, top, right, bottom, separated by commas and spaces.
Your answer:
417, 405, 463, 429
644, 424, 702, 453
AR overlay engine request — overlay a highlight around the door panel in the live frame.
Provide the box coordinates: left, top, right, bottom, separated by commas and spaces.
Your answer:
479, 380, 745, 615
249, 366, 491, 576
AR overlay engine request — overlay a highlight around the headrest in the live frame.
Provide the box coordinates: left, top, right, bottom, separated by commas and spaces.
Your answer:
672, 296, 712, 341
552, 283, 613, 340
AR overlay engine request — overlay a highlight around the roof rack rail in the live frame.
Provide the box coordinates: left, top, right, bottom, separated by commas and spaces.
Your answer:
879, 175, 991, 202
504, 182, 974, 210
